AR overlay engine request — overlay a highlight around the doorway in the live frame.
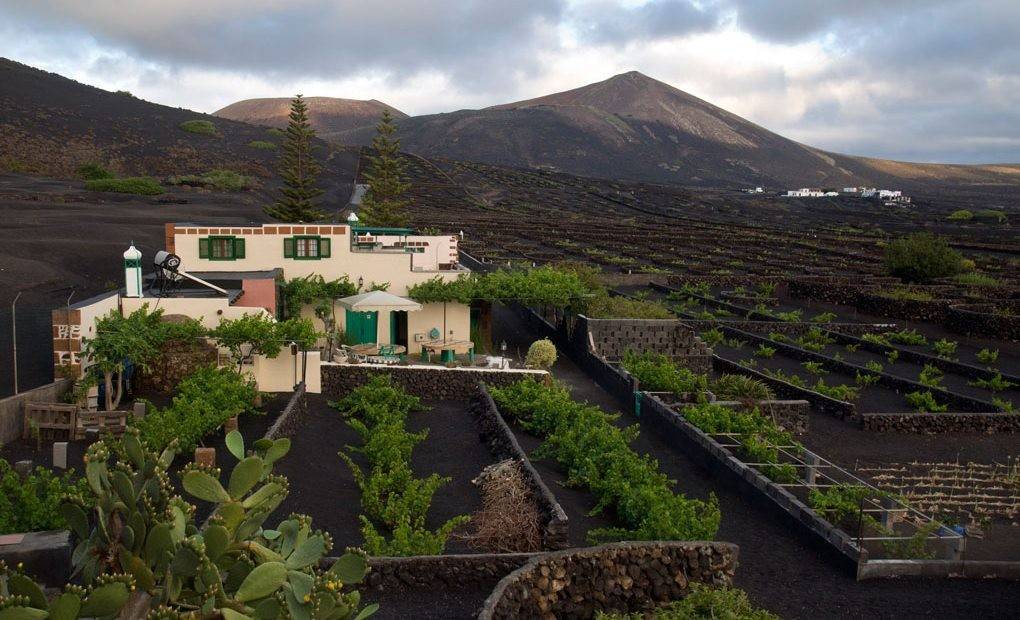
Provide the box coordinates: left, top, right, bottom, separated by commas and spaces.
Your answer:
390, 311, 408, 348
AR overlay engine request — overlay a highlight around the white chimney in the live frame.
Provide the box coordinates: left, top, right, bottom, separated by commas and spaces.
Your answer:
124, 243, 143, 298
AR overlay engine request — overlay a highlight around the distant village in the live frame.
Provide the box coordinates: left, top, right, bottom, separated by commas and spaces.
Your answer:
744, 186, 912, 206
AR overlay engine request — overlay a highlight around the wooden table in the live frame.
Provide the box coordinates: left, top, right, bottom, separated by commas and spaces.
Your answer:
419, 339, 475, 363
348, 343, 407, 356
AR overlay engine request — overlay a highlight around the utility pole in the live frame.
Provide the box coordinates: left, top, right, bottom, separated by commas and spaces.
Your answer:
11, 292, 21, 395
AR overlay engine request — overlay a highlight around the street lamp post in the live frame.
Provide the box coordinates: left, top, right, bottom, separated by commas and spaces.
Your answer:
11, 292, 21, 395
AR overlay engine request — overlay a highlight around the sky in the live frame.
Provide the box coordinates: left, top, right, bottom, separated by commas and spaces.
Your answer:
2, 0, 1018, 164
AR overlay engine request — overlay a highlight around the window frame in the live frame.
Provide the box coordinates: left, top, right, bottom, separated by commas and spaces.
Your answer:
206, 235, 239, 261
286, 235, 330, 260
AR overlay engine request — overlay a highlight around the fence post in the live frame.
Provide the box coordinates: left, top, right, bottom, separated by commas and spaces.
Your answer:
802, 450, 820, 485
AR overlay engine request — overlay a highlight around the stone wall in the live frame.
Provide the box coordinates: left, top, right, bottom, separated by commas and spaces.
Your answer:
264, 382, 307, 440
860, 412, 1020, 433
321, 364, 547, 401
471, 386, 570, 549
946, 303, 1020, 341
582, 316, 712, 374
0, 530, 72, 587
712, 356, 857, 420
680, 319, 895, 338
479, 541, 738, 619
0, 378, 72, 444
362, 552, 535, 591
715, 399, 810, 435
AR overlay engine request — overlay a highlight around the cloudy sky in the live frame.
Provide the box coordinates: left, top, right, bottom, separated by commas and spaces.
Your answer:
2, 0, 1018, 164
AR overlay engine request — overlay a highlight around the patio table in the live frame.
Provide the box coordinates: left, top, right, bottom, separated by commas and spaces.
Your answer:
419, 339, 475, 363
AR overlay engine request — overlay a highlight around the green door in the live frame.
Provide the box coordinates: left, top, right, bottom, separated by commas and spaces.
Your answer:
345, 310, 378, 344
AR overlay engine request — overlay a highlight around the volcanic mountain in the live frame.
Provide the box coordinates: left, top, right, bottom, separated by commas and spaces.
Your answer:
336, 71, 1020, 192
215, 97, 406, 141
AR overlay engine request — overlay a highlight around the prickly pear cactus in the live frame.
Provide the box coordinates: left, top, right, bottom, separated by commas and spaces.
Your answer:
55, 427, 375, 619
0, 561, 134, 619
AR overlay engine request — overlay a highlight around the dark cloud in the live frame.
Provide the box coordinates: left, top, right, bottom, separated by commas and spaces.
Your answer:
569, 0, 720, 45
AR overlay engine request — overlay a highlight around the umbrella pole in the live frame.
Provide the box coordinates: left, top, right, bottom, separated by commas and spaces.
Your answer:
443, 301, 447, 341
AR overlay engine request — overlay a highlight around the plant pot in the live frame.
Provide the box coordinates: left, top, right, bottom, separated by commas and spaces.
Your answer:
194, 447, 216, 467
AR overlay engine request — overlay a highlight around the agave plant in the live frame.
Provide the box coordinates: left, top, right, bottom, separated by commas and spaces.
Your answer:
46, 427, 375, 619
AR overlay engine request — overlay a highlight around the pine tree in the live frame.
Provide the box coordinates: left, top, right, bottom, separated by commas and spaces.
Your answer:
264, 94, 325, 222
358, 109, 411, 227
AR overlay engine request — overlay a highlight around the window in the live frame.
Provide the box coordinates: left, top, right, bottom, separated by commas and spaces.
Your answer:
199, 236, 244, 261
283, 236, 331, 260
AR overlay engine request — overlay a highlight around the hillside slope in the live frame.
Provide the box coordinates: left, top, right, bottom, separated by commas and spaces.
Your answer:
339, 71, 1020, 193
215, 96, 405, 141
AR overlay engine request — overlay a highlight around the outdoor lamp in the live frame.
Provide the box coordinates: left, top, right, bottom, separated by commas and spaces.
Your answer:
358, 276, 364, 289
239, 342, 254, 365
500, 341, 507, 355
290, 342, 298, 356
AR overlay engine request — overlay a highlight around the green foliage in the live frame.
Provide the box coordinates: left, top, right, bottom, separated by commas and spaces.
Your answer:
775, 309, 802, 322
947, 209, 973, 221
358, 109, 411, 227
932, 339, 957, 359
976, 348, 999, 365
179, 119, 218, 135
886, 349, 900, 364
975, 209, 1007, 224
809, 484, 936, 559
166, 169, 254, 191
884, 329, 928, 346
953, 272, 999, 287
621, 351, 708, 396
587, 295, 673, 319
795, 327, 834, 353
883, 232, 964, 283
754, 344, 776, 358
860, 333, 889, 346
811, 379, 859, 402
0, 460, 88, 534
811, 312, 837, 323
490, 379, 720, 542
768, 332, 790, 344
85, 177, 164, 195
51, 428, 374, 618
247, 140, 278, 150
407, 266, 593, 311
209, 314, 319, 369
597, 584, 778, 620
681, 402, 801, 483
760, 368, 805, 388
801, 361, 825, 375
918, 364, 944, 388
83, 305, 173, 410
905, 390, 948, 413
76, 163, 112, 180
711, 374, 773, 401
334, 377, 468, 556
992, 398, 1014, 413
865, 360, 884, 374
135, 366, 258, 452
700, 328, 724, 347
525, 339, 557, 369
265, 95, 326, 222
969, 372, 1015, 393
855, 372, 880, 387
281, 274, 358, 318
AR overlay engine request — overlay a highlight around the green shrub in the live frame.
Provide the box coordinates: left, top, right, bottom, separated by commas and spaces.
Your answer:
85, 176, 164, 195
947, 209, 973, 221
812, 312, 837, 323
335, 377, 468, 556
166, 169, 254, 191
918, 364, 943, 388
489, 378, 720, 542
775, 310, 802, 322
711, 374, 773, 401
883, 233, 964, 283
885, 329, 928, 346
587, 295, 672, 319
932, 339, 957, 359
812, 379, 859, 402
525, 338, 557, 369
905, 390, 947, 413
267, 127, 286, 137
975, 209, 1007, 224
754, 344, 776, 358
76, 162, 113, 180
953, 272, 999, 287
700, 328, 724, 347
179, 119, 218, 135
886, 349, 900, 364
247, 140, 277, 150
976, 348, 999, 365
968, 373, 1015, 393
621, 351, 708, 396
865, 360, 884, 373
135, 366, 258, 451
801, 361, 826, 375
597, 584, 778, 620
855, 372, 880, 387
0, 460, 88, 534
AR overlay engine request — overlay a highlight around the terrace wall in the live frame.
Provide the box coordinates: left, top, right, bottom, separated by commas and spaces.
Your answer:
946, 303, 1019, 341
860, 412, 1020, 433
471, 385, 570, 549
263, 382, 308, 440
712, 356, 857, 420
320, 363, 546, 400
583, 317, 713, 372
638, 394, 863, 573
0, 378, 72, 443
680, 319, 891, 337
479, 541, 738, 619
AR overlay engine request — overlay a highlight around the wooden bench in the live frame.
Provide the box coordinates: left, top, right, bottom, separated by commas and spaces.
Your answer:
74, 411, 129, 440
23, 403, 77, 441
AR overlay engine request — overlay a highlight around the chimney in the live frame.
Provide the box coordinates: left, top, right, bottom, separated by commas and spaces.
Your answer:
124, 243, 143, 298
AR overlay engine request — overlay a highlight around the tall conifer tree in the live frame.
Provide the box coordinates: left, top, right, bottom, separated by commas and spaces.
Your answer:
264, 94, 325, 222
358, 109, 411, 227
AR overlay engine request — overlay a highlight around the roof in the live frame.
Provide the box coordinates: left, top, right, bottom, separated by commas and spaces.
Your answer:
351, 225, 416, 235
187, 269, 283, 281
338, 290, 422, 312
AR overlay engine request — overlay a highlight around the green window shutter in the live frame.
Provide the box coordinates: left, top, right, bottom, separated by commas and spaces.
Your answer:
283, 237, 295, 258
319, 237, 330, 258
199, 238, 210, 258
233, 237, 245, 259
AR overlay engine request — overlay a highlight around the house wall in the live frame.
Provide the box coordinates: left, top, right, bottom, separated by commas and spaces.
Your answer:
239, 279, 277, 315
171, 224, 464, 296
51, 291, 120, 377
250, 350, 321, 394
298, 301, 471, 354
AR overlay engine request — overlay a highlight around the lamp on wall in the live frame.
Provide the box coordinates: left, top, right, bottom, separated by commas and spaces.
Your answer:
357, 276, 364, 290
